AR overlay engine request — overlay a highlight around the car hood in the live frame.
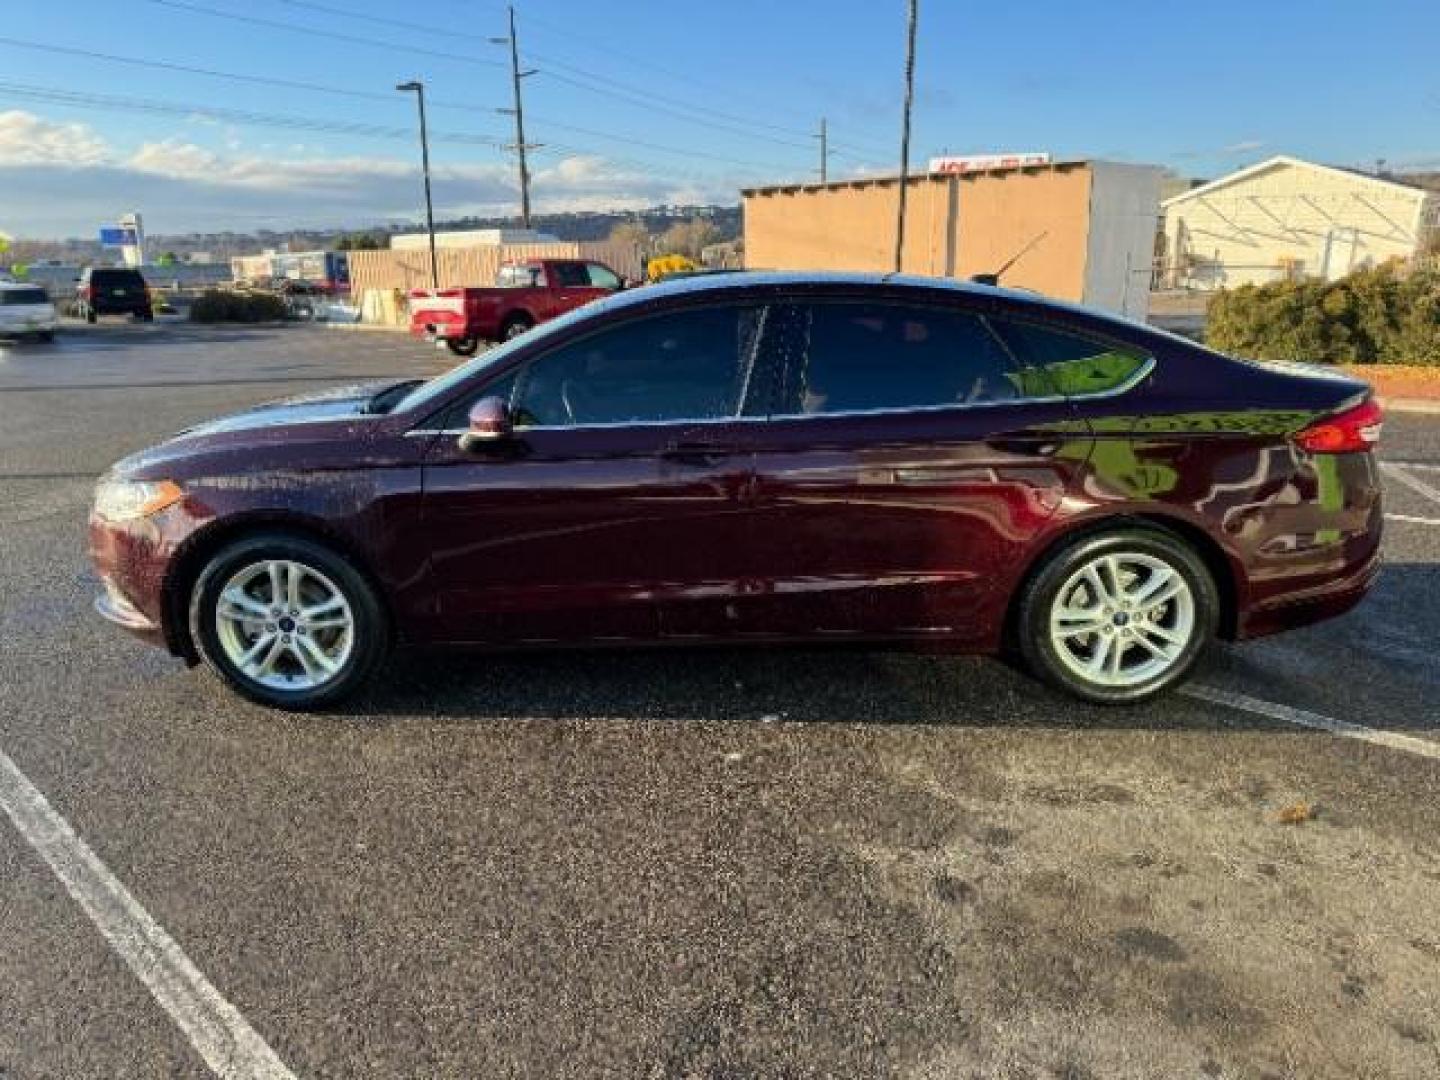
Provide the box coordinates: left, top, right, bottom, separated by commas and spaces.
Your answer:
106, 379, 411, 480
173, 379, 400, 437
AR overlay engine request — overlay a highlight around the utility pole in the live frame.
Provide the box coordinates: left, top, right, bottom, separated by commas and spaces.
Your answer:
492, 5, 539, 228
894, 0, 919, 273
815, 117, 830, 184
396, 80, 438, 289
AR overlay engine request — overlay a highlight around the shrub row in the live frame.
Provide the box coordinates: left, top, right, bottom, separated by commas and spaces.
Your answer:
189, 290, 290, 323
1205, 262, 1440, 365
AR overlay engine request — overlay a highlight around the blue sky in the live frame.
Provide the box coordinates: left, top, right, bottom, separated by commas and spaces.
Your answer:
1, 0, 1438, 236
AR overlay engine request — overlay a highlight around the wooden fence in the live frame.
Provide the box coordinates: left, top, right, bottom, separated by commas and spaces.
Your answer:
347, 240, 644, 296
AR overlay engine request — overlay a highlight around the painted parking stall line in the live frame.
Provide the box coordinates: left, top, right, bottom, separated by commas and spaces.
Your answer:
1183, 685, 1440, 762
1382, 462, 1440, 507
0, 747, 297, 1080
1385, 513, 1440, 527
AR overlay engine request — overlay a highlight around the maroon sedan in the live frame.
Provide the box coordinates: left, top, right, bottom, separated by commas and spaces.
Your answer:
90, 273, 1383, 709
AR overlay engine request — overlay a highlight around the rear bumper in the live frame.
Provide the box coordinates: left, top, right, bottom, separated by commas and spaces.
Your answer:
1239, 542, 1381, 638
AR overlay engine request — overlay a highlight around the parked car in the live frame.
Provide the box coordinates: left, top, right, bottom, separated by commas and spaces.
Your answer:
76, 267, 154, 322
0, 281, 58, 342
90, 272, 1382, 710
408, 257, 624, 356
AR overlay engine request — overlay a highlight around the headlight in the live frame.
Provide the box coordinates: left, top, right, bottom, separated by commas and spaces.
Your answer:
93, 479, 184, 522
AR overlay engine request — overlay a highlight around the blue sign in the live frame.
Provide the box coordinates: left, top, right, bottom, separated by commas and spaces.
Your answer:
99, 228, 137, 246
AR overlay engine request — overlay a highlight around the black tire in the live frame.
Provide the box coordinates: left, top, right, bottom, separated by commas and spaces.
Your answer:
35, 331, 55, 344
189, 532, 389, 709
500, 314, 533, 341
85, 307, 98, 324
1016, 527, 1219, 705
140, 311, 155, 322
446, 336, 480, 357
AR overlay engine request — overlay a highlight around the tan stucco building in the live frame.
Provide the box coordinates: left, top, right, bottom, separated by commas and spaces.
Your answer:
1162, 155, 1439, 289
742, 160, 1162, 319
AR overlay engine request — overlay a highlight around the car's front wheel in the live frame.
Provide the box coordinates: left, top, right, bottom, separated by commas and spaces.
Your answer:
189, 533, 388, 709
446, 336, 480, 357
1017, 528, 1218, 704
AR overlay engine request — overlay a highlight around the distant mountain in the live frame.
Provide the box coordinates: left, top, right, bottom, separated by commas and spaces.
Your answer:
6, 204, 741, 265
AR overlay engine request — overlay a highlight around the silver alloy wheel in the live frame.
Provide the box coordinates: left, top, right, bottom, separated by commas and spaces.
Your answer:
1048, 552, 1195, 689
213, 559, 355, 691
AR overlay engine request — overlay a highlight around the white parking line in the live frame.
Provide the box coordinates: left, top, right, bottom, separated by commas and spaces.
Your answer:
1183, 685, 1440, 762
0, 747, 296, 1080
1383, 463, 1440, 507
1385, 460, 1440, 473
1386, 513, 1440, 526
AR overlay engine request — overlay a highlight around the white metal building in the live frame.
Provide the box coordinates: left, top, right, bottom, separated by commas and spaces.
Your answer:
1162, 155, 1439, 289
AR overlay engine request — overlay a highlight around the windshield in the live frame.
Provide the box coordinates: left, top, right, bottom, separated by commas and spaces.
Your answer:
394, 296, 629, 416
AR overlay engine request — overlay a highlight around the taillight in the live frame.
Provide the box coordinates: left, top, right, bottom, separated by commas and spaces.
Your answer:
1294, 397, 1383, 454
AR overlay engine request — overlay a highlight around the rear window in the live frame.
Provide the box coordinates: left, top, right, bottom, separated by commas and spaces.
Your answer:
90, 269, 148, 287
0, 288, 49, 305
497, 264, 542, 288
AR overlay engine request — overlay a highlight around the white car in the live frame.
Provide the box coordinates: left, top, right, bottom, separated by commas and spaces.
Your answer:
0, 281, 58, 342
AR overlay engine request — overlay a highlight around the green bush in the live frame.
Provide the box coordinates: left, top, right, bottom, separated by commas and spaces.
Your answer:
1205, 262, 1440, 365
189, 290, 289, 323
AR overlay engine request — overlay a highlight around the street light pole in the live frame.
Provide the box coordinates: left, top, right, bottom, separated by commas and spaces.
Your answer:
492, 6, 539, 228
396, 80, 438, 289
894, 0, 919, 273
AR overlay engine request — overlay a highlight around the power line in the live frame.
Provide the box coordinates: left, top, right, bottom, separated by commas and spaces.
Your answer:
0, 36, 782, 172
209, 0, 893, 160
0, 80, 505, 147
143, 0, 505, 67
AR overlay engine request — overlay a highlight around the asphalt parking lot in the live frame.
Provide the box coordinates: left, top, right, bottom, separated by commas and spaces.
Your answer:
2, 320, 1438, 1079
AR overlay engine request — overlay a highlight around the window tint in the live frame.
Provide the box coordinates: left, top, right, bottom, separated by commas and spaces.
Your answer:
782, 302, 1022, 415
511, 305, 761, 428
1, 288, 49, 305
991, 319, 1150, 398
586, 263, 621, 289
550, 261, 591, 288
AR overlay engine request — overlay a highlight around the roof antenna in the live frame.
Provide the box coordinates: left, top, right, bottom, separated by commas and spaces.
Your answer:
970, 230, 1048, 286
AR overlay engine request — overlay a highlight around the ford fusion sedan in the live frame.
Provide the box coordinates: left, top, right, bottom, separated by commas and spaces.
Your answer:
90, 273, 1382, 709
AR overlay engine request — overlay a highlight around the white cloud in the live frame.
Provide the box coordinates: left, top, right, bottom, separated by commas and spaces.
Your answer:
1221, 139, 1266, 155
0, 110, 110, 167
0, 112, 742, 236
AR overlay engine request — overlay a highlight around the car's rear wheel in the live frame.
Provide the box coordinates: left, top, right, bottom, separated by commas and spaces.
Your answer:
446, 336, 480, 357
1017, 528, 1218, 704
190, 533, 388, 709
85, 307, 97, 324
500, 314, 533, 341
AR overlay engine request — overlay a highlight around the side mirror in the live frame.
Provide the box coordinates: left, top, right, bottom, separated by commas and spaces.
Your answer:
458, 396, 513, 451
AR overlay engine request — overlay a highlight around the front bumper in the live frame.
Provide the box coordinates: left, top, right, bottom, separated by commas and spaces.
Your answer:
94, 582, 166, 646
89, 511, 183, 653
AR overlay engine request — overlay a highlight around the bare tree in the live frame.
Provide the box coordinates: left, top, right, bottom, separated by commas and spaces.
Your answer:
608, 220, 652, 253
658, 218, 721, 260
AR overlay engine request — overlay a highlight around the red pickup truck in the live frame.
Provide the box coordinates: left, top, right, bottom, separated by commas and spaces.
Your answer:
408, 258, 626, 356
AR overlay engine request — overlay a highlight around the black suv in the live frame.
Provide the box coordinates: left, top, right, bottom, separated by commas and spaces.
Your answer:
77, 267, 153, 322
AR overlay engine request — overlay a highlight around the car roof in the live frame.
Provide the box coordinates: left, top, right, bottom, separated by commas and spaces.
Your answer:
587, 270, 1152, 335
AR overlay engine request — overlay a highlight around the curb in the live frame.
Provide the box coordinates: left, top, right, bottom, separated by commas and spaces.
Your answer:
1380, 398, 1440, 416
323, 322, 408, 334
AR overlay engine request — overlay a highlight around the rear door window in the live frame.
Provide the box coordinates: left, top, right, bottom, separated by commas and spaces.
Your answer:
990, 319, 1150, 398
776, 300, 1026, 416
